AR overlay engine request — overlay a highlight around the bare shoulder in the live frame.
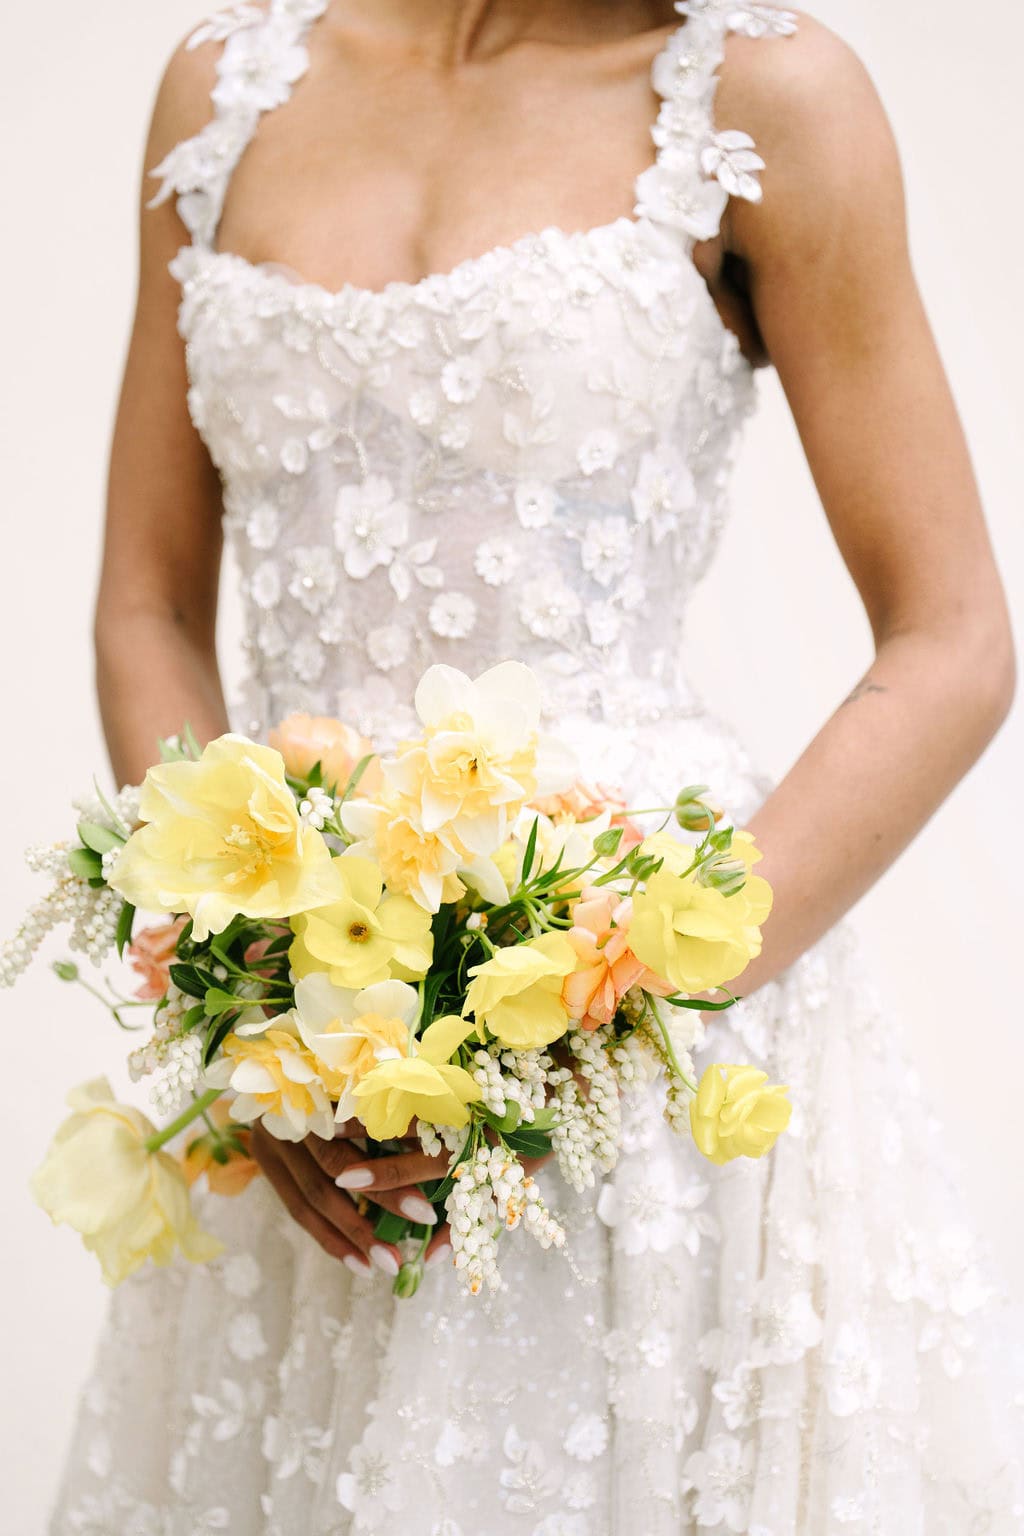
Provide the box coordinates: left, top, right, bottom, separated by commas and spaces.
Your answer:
714, 11, 905, 260
145, 4, 269, 169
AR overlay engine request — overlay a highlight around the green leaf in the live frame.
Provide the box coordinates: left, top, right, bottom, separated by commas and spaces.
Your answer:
502, 1127, 554, 1159
204, 986, 244, 1017
338, 753, 377, 806
482, 1102, 522, 1134
115, 901, 136, 959
181, 1003, 208, 1031
373, 1209, 411, 1244
169, 963, 207, 1000
67, 847, 103, 881
76, 820, 124, 856
182, 722, 203, 760
662, 993, 738, 1011
520, 815, 539, 885
526, 1106, 560, 1132
203, 1016, 238, 1066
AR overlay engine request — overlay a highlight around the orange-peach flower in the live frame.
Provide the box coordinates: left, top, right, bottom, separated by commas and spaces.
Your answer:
127, 918, 187, 1001
267, 713, 382, 795
532, 781, 643, 850
561, 885, 671, 1031
183, 1102, 261, 1197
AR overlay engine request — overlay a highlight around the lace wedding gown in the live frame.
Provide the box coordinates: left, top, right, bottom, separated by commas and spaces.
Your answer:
52, 2, 1023, 1532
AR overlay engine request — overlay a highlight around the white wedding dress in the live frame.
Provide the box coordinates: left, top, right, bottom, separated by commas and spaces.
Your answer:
52, 2, 1024, 1532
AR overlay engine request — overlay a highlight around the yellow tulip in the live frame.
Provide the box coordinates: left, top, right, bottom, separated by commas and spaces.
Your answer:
629, 855, 771, 995
352, 1013, 482, 1139
110, 735, 342, 941
31, 1078, 222, 1286
463, 932, 576, 1050
689, 1063, 792, 1165
289, 855, 433, 989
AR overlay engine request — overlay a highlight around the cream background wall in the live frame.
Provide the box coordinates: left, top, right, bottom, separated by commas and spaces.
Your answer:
1, 2, 1020, 1530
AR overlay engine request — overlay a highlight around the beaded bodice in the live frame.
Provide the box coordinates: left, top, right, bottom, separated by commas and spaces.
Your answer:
151, 0, 798, 744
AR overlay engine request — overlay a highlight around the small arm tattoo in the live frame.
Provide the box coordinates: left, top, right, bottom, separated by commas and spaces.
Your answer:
842, 679, 888, 707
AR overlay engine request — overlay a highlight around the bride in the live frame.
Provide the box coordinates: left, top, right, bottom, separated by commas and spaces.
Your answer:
55, 0, 1021, 1530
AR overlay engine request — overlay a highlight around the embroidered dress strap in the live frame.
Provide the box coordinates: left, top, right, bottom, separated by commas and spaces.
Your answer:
146, 0, 328, 252
635, 0, 797, 247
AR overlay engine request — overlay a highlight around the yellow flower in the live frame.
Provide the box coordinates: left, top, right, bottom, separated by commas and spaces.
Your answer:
292, 973, 420, 1121
463, 932, 577, 1050
289, 855, 434, 988
110, 735, 341, 942
352, 1013, 482, 1139
629, 838, 772, 994
339, 796, 467, 913
205, 1019, 336, 1142
689, 1063, 792, 1165
31, 1078, 222, 1286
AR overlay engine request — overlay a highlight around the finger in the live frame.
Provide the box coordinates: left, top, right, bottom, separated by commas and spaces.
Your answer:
331, 1147, 451, 1195
267, 1133, 403, 1276
305, 1133, 440, 1226
250, 1126, 371, 1277
424, 1224, 453, 1271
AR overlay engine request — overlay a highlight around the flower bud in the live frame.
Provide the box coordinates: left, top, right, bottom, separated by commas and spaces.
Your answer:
674, 786, 721, 833
592, 827, 625, 859
53, 960, 79, 982
700, 858, 747, 897
393, 1261, 424, 1299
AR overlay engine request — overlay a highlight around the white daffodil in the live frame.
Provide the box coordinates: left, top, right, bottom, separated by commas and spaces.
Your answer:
291, 972, 419, 1122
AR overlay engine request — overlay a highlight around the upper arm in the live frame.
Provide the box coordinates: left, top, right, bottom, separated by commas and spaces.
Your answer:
98, 34, 225, 649
717, 15, 1009, 651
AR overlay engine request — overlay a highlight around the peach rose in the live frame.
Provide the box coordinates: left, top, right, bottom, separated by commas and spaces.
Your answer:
127, 917, 187, 1001
183, 1101, 261, 1198
562, 885, 671, 1031
531, 780, 643, 850
267, 713, 381, 795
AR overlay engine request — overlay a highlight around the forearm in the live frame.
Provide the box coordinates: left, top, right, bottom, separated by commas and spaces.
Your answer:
732, 619, 1014, 998
95, 607, 230, 788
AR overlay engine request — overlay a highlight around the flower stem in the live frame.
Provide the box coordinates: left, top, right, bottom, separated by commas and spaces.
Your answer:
144, 1088, 223, 1153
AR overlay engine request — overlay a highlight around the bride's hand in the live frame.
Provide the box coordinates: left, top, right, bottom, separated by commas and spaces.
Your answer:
249, 1120, 453, 1278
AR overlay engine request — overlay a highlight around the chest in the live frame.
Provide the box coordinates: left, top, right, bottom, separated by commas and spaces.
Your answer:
215, 28, 678, 294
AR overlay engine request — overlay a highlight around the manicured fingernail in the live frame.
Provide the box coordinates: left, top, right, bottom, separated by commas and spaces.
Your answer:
426, 1245, 451, 1269
399, 1195, 437, 1224
370, 1245, 400, 1277
336, 1167, 374, 1190
343, 1254, 371, 1276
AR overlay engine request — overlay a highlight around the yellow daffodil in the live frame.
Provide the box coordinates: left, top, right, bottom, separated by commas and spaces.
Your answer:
205, 1019, 336, 1142
31, 1078, 222, 1286
292, 972, 419, 1121
463, 931, 577, 1049
289, 855, 434, 987
689, 1062, 792, 1165
339, 796, 467, 913
110, 735, 341, 941
352, 1013, 482, 1139
629, 839, 772, 994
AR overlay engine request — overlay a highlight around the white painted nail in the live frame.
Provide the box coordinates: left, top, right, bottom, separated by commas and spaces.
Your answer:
399, 1195, 437, 1225
336, 1167, 374, 1190
343, 1254, 371, 1277
425, 1245, 452, 1269
370, 1245, 400, 1278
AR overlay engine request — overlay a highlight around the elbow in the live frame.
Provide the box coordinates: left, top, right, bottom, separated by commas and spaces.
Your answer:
959, 604, 1016, 741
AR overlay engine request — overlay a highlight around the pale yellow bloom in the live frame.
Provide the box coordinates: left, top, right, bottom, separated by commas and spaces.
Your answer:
629, 830, 772, 993
31, 1078, 222, 1286
339, 796, 468, 913
689, 1063, 792, 1165
289, 855, 434, 987
352, 1013, 482, 1139
205, 1019, 337, 1142
110, 735, 341, 941
463, 932, 577, 1050
292, 973, 419, 1122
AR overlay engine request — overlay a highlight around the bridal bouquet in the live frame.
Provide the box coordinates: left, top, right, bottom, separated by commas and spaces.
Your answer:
3, 661, 790, 1297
